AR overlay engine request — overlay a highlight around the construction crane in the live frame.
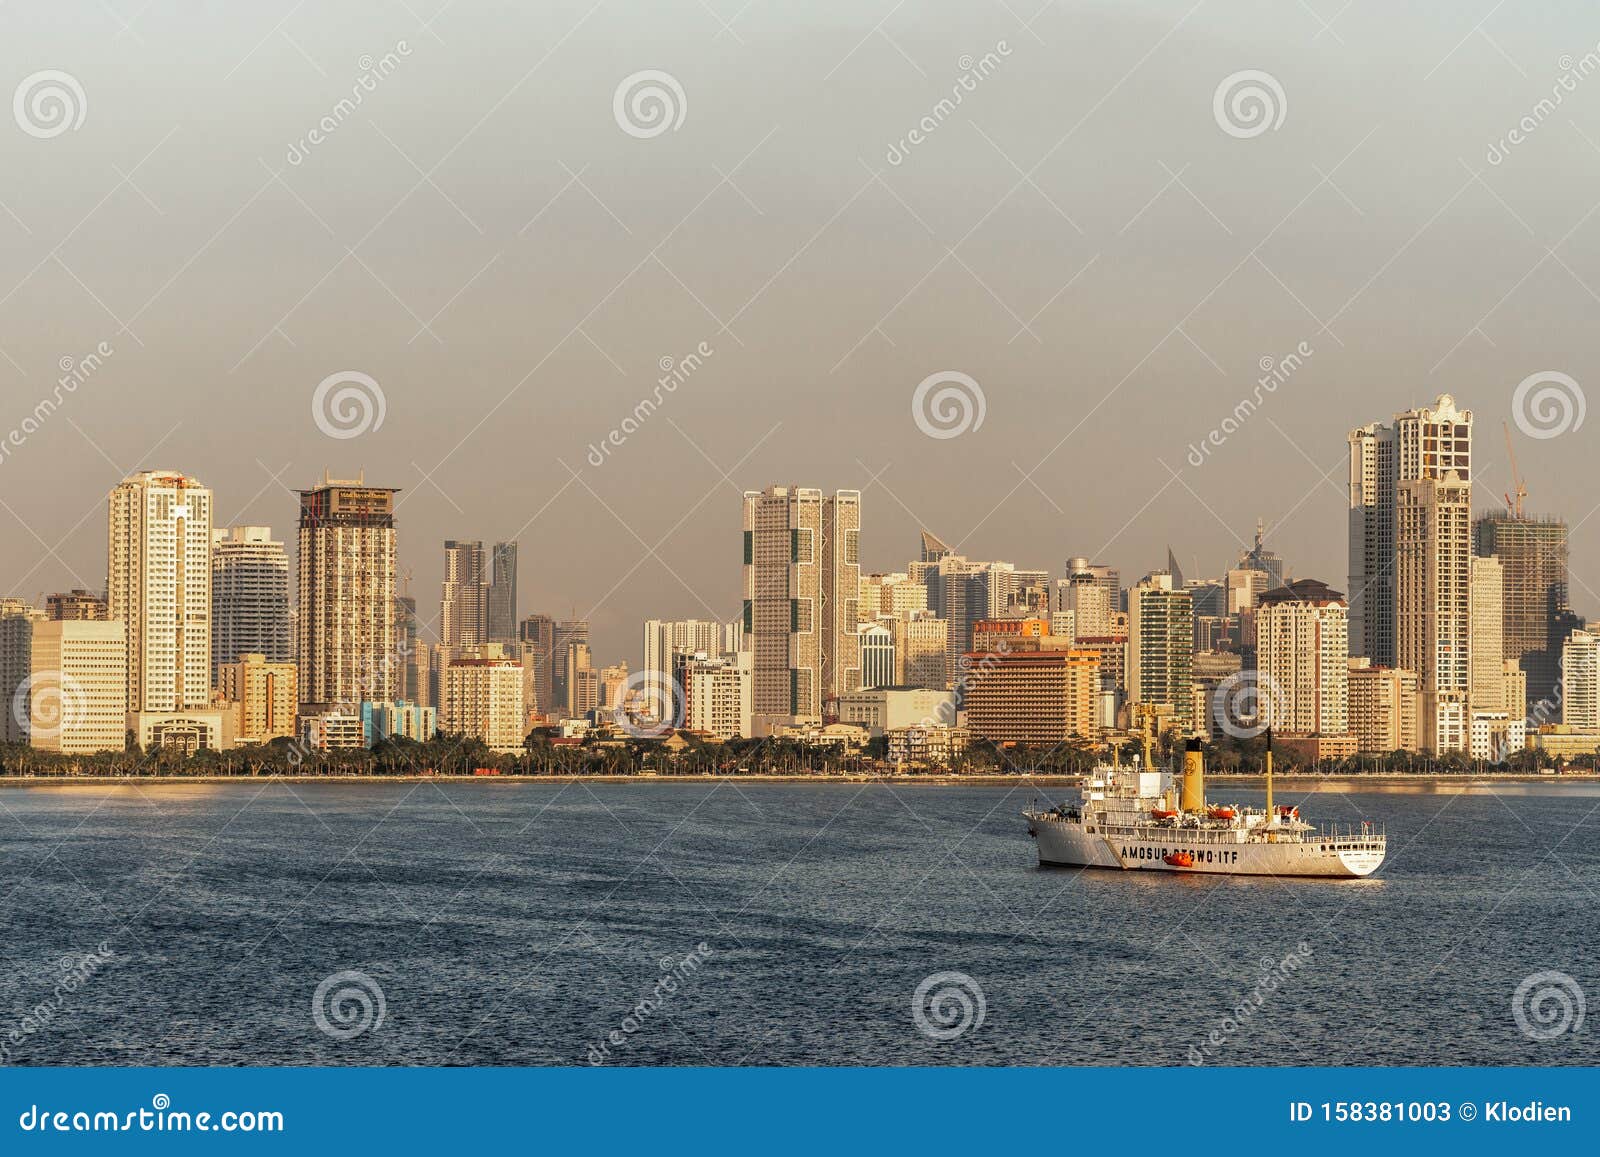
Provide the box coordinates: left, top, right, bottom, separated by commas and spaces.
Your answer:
1503, 421, 1527, 519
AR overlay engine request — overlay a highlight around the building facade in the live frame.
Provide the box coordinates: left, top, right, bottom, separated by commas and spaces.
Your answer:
443, 651, 526, 753
24, 620, 127, 754
216, 652, 298, 745
211, 526, 291, 681
296, 475, 399, 711
680, 651, 752, 739
1257, 580, 1348, 737
742, 486, 861, 734
963, 649, 1101, 745
1127, 574, 1194, 729
1474, 515, 1572, 713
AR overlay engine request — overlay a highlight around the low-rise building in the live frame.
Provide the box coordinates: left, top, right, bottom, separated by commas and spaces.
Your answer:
886, 725, 970, 767
835, 686, 958, 735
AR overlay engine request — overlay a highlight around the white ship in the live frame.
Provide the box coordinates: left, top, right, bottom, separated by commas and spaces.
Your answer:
1024, 733, 1385, 878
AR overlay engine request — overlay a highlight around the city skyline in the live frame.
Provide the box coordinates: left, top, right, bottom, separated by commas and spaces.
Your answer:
5, 4, 1600, 671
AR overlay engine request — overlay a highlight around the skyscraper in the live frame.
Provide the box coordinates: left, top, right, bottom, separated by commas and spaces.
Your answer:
1257, 580, 1348, 736
1468, 555, 1504, 714
742, 486, 860, 733
109, 471, 221, 748
518, 613, 556, 718
552, 618, 589, 714
1474, 514, 1573, 712
487, 542, 518, 644
297, 474, 399, 711
643, 618, 724, 715
440, 539, 488, 648
1347, 422, 1397, 664
1127, 572, 1193, 729
1349, 395, 1473, 753
211, 525, 291, 681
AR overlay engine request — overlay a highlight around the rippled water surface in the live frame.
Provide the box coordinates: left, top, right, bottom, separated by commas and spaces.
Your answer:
1, 779, 1595, 1065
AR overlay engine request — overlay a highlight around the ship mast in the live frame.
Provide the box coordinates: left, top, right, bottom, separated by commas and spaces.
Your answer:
1265, 727, 1274, 832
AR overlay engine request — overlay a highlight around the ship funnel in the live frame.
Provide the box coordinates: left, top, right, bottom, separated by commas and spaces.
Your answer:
1180, 737, 1205, 812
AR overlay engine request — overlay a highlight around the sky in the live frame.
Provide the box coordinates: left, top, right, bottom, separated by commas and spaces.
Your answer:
2, 1, 1599, 667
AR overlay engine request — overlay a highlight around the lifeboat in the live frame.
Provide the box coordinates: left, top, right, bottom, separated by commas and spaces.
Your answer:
1276, 805, 1300, 819
1149, 808, 1178, 819
1163, 851, 1194, 868
1207, 806, 1236, 820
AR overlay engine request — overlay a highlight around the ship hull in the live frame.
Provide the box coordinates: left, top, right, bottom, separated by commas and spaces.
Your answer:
1031, 819, 1383, 878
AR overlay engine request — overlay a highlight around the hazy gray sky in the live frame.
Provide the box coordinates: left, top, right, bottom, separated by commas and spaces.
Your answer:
3, 1, 1599, 665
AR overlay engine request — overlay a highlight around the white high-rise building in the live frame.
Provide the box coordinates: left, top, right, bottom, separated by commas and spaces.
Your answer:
443, 647, 525, 753
742, 486, 860, 734
1561, 629, 1600, 731
1349, 395, 1473, 752
1258, 580, 1348, 736
25, 621, 127, 753
1127, 573, 1193, 729
109, 471, 223, 749
681, 651, 752, 739
211, 526, 291, 681
643, 618, 725, 712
